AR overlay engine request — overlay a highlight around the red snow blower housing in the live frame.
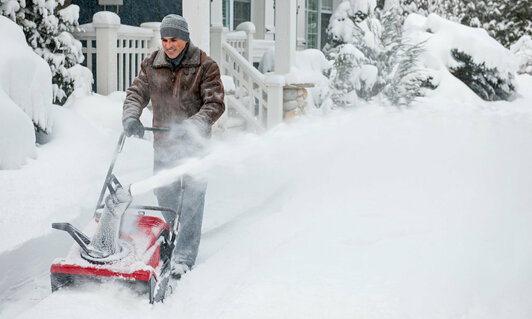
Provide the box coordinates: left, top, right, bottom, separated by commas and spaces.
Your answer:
50, 128, 181, 303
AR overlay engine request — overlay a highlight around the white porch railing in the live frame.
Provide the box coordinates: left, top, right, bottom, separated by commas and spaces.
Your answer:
73, 12, 160, 95
222, 42, 279, 131
216, 25, 283, 130
225, 26, 274, 64
225, 31, 247, 58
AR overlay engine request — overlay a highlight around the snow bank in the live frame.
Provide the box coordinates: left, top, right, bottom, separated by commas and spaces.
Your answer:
405, 13, 517, 73
6, 91, 532, 318
0, 16, 53, 168
402, 13, 520, 105
0, 90, 36, 169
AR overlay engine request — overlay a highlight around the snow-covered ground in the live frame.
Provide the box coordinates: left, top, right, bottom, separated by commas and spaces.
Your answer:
2, 10, 532, 319
1, 74, 532, 318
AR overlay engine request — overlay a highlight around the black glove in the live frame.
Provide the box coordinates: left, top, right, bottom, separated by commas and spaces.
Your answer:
123, 117, 144, 138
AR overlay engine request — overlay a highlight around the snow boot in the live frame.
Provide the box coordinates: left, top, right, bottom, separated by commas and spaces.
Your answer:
171, 263, 191, 280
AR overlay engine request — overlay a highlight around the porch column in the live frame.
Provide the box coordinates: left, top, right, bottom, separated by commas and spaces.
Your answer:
93, 11, 120, 95
251, 0, 265, 39
211, 0, 223, 28
296, 0, 307, 50
274, 0, 296, 74
210, 0, 224, 64
264, 0, 275, 40
183, 0, 210, 54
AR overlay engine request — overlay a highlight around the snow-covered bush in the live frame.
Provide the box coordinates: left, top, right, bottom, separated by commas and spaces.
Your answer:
449, 49, 516, 101
400, 0, 531, 48
412, 14, 518, 102
324, 3, 433, 107
0, 0, 84, 105
511, 35, 532, 75
0, 15, 55, 168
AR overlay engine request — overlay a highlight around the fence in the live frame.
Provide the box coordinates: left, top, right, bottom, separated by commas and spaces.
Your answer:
221, 41, 283, 130
224, 25, 274, 65
73, 12, 160, 95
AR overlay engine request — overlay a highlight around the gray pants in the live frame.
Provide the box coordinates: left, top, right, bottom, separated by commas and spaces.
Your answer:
154, 160, 207, 268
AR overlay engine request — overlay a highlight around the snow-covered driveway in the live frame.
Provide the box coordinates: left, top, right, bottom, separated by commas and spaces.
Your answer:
2, 79, 532, 318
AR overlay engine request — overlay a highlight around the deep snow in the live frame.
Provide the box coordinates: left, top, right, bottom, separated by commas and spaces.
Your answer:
1, 74, 532, 318
1, 7, 532, 319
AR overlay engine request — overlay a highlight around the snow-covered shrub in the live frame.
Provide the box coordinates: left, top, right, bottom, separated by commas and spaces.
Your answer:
0, 15, 55, 168
449, 49, 515, 101
511, 35, 532, 75
400, 0, 442, 17
400, 0, 531, 48
324, 4, 434, 107
0, 0, 84, 105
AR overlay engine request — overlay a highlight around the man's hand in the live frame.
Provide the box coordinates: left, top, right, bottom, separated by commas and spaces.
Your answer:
123, 117, 144, 138
169, 123, 190, 141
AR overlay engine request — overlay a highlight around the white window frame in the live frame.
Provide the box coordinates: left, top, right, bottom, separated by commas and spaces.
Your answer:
305, 0, 333, 49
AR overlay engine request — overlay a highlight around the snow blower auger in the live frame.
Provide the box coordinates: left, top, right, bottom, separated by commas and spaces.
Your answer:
50, 128, 184, 304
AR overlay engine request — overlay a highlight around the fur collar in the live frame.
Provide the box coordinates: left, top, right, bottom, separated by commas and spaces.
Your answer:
152, 42, 201, 69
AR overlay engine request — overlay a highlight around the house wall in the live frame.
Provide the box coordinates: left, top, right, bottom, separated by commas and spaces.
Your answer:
183, 0, 211, 53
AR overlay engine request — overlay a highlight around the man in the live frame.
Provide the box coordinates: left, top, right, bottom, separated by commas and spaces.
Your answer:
122, 14, 225, 278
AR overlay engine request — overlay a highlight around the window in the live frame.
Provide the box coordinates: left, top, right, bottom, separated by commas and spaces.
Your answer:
233, 0, 251, 29
222, 0, 230, 28
306, 0, 333, 50
221, 0, 250, 30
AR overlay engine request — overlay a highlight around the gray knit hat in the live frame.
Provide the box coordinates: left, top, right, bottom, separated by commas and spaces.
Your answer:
160, 14, 189, 41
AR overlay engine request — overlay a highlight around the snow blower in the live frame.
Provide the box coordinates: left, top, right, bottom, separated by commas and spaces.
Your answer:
50, 128, 183, 303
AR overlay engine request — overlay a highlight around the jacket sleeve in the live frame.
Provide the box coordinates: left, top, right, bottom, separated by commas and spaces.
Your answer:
123, 59, 150, 121
189, 61, 225, 130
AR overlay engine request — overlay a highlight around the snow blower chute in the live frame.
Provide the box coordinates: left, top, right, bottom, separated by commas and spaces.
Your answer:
50, 128, 182, 303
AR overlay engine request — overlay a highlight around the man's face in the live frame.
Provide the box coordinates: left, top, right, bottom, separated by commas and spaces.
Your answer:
162, 37, 187, 59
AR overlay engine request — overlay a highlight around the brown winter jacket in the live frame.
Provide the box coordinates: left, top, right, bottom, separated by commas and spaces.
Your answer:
123, 42, 225, 157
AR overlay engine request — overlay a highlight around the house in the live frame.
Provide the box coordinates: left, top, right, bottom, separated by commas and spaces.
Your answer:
71, 0, 344, 129
72, 0, 343, 52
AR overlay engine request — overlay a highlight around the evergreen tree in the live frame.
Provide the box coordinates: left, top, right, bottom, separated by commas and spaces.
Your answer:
399, 0, 531, 48
449, 49, 516, 101
496, 0, 531, 47
1, 0, 83, 106
324, 2, 433, 107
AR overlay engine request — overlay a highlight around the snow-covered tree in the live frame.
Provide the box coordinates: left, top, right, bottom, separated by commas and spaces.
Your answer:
1, 0, 83, 106
400, 0, 531, 48
493, 0, 531, 48
323, 1, 433, 107
449, 49, 515, 101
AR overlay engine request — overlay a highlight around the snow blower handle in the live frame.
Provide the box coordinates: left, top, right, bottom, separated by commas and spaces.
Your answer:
145, 127, 170, 132
94, 127, 169, 215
